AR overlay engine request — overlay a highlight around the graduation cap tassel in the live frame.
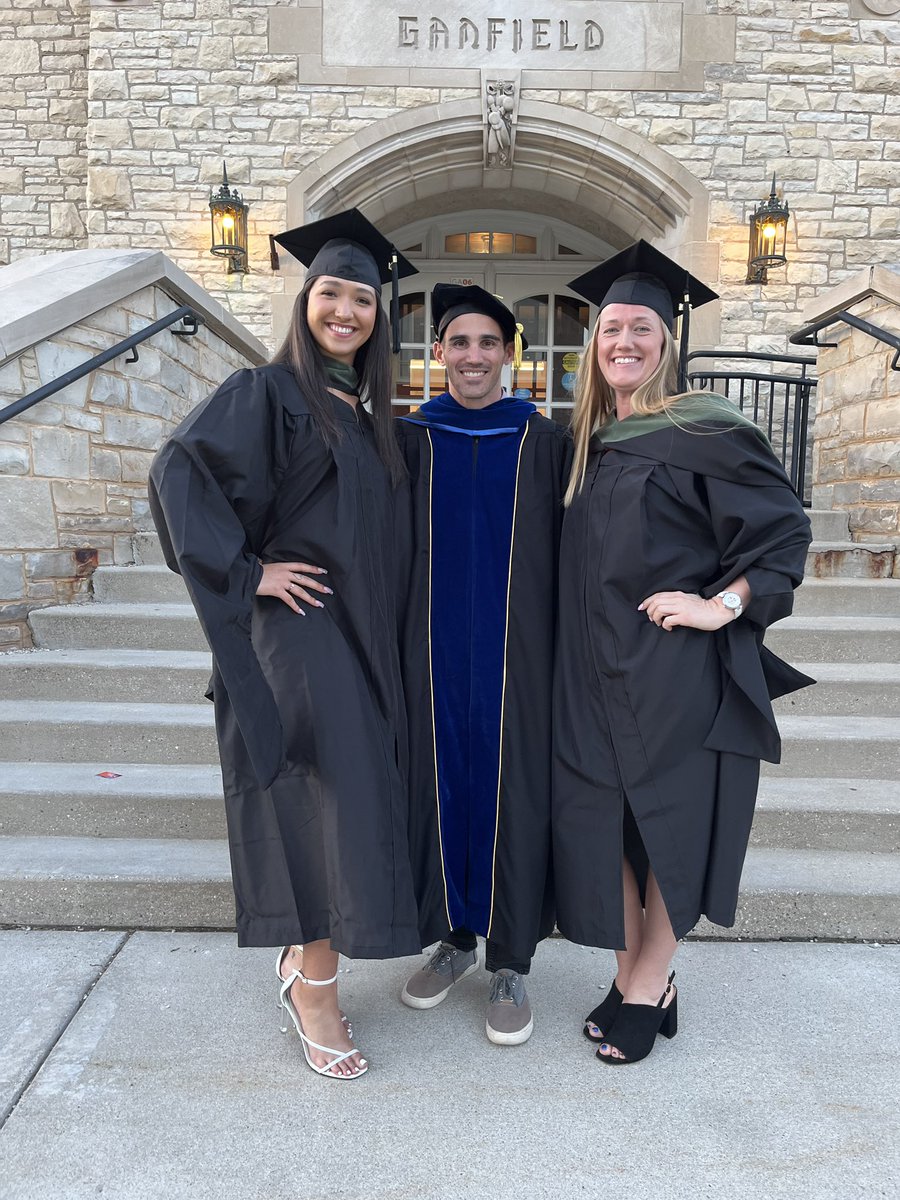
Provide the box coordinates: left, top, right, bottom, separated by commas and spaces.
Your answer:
513, 322, 525, 370
677, 291, 691, 393
390, 252, 400, 355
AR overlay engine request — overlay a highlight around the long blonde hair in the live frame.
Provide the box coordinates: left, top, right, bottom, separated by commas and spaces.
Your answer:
564, 320, 682, 506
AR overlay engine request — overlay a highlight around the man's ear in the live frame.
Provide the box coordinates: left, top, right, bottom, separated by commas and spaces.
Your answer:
503, 341, 515, 365
432, 339, 445, 365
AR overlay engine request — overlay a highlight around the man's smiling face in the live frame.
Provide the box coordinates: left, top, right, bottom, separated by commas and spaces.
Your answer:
434, 312, 513, 409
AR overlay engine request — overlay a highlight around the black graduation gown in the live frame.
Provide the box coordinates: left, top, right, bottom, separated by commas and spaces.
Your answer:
148, 363, 422, 957
552, 399, 813, 948
396, 395, 571, 963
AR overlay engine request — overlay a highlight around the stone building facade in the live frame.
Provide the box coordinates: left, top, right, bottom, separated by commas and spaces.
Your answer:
0, 0, 897, 350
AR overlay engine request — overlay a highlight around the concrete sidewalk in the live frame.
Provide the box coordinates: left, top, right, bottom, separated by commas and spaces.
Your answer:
0, 934, 896, 1200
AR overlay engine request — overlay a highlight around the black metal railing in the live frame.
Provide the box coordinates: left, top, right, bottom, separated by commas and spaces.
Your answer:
687, 349, 817, 505
0, 306, 201, 427
790, 309, 900, 370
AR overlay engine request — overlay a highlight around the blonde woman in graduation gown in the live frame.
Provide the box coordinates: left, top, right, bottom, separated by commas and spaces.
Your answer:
552, 242, 813, 1065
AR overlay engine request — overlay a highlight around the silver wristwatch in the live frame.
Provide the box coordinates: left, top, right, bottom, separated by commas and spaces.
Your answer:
716, 590, 743, 619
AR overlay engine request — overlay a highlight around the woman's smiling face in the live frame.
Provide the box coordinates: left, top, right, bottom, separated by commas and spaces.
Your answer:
306, 275, 378, 364
595, 303, 666, 401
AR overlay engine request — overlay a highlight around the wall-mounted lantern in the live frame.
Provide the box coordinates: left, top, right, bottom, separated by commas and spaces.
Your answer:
209, 163, 249, 274
745, 174, 789, 284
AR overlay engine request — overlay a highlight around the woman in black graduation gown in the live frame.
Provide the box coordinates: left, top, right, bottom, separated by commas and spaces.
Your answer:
552, 241, 813, 1064
149, 211, 422, 1080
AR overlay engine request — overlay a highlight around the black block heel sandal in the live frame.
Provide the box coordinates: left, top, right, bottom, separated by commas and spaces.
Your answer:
596, 972, 677, 1065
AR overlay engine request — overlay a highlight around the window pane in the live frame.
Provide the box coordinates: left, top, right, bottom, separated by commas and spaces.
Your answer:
555, 295, 591, 346
469, 231, 492, 255
429, 356, 447, 397
394, 349, 428, 406
550, 403, 575, 426
514, 295, 548, 346
399, 292, 425, 345
553, 351, 581, 404
491, 232, 514, 255
511, 352, 547, 405
515, 234, 537, 254
444, 233, 467, 254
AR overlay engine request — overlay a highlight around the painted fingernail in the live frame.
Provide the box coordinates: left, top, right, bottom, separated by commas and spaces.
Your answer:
315, 600, 324, 608
318, 568, 328, 574
323, 587, 333, 595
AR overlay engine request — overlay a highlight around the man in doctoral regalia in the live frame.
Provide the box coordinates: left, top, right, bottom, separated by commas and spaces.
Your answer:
396, 284, 570, 1044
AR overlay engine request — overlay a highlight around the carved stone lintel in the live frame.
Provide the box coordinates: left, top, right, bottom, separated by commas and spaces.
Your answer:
483, 75, 519, 170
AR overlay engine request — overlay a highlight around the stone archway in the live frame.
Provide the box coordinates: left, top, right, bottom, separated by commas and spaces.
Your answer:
279, 98, 720, 342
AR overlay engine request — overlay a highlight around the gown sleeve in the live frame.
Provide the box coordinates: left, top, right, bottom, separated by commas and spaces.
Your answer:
693, 425, 815, 762
694, 424, 811, 630
148, 367, 294, 789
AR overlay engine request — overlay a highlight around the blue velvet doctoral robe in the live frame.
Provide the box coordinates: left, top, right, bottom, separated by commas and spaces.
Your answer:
396, 394, 571, 961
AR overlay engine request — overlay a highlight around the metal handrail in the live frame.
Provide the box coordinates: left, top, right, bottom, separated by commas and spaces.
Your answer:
0, 306, 202, 426
790, 310, 900, 370
686, 348, 817, 505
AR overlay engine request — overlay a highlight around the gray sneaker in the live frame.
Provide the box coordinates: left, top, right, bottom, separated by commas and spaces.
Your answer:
401, 942, 479, 1009
485, 969, 534, 1045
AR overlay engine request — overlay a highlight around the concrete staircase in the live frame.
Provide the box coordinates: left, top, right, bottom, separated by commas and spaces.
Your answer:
1, 520, 898, 940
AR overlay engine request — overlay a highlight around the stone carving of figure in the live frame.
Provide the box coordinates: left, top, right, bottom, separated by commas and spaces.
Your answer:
485, 81, 515, 168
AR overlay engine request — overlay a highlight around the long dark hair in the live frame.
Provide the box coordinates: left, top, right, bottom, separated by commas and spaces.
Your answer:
271, 278, 405, 486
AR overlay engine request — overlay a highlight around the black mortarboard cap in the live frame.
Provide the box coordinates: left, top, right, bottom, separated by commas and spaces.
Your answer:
273, 208, 417, 352
431, 283, 529, 357
568, 241, 718, 391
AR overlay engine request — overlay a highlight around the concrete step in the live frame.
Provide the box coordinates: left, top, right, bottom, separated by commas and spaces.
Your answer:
0, 762, 225, 839
1, 835, 895, 938
808, 509, 850, 542
806, 541, 895, 579
792, 578, 900, 619
0, 700, 217, 764
30, 603, 206, 652
0, 648, 211, 704
132, 532, 166, 566
772, 663, 900, 716
763, 715, 900, 779
0, 835, 233, 928
752, 778, 900, 852
694, 847, 900, 940
92, 564, 189, 605
765, 615, 900, 663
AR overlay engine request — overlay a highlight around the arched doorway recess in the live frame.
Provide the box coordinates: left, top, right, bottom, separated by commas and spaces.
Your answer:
277, 98, 720, 400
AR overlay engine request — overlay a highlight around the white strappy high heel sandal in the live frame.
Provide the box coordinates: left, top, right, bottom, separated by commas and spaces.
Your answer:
277, 946, 368, 1079
275, 947, 353, 1039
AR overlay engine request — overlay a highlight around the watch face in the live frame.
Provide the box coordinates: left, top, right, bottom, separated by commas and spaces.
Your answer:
721, 592, 741, 609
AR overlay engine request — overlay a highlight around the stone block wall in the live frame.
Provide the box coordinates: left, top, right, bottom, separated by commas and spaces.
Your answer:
0, 0, 898, 354
0, 285, 251, 648
0, 0, 90, 263
811, 291, 900, 547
